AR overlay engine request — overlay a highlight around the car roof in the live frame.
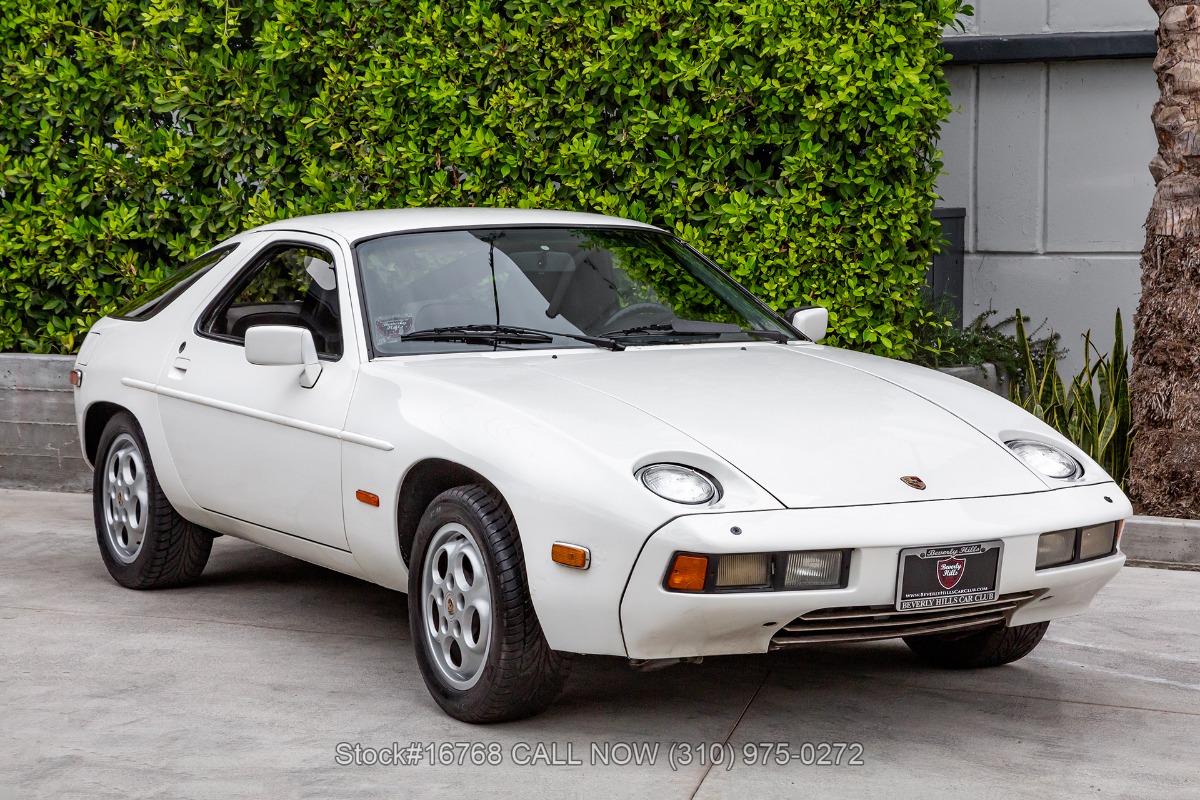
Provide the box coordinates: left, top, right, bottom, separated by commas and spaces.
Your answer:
248, 208, 661, 243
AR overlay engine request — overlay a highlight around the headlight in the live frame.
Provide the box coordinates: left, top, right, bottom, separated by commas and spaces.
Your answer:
637, 464, 718, 505
716, 553, 771, 588
1037, 529, 1076, 568
782, 551, 844, 589
665, 550, 849, 592
1036, 522, 1121, 570
1006, 439, 1083, 480
1079, 522, 1118, 560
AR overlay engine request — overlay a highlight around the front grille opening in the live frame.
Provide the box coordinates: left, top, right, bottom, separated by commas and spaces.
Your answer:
769, 591, 1038, 648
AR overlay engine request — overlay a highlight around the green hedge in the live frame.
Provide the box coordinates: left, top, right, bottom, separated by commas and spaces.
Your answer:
1, 0, 963, 354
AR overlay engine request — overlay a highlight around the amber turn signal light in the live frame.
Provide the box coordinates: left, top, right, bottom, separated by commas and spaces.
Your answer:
551, 542, 591, 569
355, 490, 380, 507
667, 554, 708, 592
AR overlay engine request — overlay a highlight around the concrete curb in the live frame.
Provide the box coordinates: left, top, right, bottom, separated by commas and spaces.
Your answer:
1122, 515, 1200, 569
0, 354, 91, 492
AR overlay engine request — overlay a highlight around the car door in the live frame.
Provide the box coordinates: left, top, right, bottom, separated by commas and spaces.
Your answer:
155, 232, 356, 550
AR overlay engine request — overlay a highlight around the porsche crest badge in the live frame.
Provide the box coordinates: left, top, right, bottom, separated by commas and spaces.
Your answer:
900, 475, 926, 490
937, 556, 966, 589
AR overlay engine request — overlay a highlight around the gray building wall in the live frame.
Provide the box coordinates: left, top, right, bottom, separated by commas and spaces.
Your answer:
938, 0, 1158, 376
0, 355, 91, 492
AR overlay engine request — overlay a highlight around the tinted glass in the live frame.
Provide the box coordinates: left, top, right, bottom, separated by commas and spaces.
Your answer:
355, 227, 793, 355
115, 245, 236, 320
200, 245, 342, 357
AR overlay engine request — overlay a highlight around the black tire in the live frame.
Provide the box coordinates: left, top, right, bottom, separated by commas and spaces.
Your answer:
408, 484, 570, 723
93, 412, 213, 589
903, 621, 1049, 669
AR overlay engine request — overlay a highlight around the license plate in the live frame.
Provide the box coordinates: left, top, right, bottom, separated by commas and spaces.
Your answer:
896, 541, 1002, 611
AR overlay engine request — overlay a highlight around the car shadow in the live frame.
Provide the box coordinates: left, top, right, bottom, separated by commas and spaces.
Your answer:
185, 537, 1071, 735
195, 540, 382, 591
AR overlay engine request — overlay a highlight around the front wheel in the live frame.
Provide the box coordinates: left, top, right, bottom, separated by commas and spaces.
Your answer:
93, 412, 213, 589
903, 620, 1049, 669
408, 484, 570, 723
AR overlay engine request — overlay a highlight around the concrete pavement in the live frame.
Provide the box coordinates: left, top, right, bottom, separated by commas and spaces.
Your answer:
1, 488, 1198, 799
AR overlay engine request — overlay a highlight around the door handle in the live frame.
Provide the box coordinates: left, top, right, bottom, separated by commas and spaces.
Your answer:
172, 357, 191, 372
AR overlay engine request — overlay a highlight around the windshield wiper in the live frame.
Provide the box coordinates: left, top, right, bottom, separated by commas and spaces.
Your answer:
402, 325, 553, 346
601, 320, 737, 337
402, 324, 624, 351
602, 320, 792, 343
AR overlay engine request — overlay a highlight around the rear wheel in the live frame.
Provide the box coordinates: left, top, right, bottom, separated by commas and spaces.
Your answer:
903, 621, 1049, 669
93, 412, 213, 589
408, 484, 570, 723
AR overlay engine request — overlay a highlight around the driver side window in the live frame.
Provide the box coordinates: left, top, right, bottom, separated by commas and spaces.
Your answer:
200, 244, 343, 357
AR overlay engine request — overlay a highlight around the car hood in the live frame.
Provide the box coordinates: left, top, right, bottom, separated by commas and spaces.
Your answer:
518, 343, 1050, 508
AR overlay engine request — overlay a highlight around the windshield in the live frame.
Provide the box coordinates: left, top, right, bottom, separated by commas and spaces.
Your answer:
355, 227, 795, 355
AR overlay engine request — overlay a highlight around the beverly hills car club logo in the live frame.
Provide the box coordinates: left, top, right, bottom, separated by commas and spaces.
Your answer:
937, 556, 966, 589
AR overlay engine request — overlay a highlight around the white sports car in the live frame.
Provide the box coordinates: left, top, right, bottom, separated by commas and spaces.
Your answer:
72, 209, 1130, 722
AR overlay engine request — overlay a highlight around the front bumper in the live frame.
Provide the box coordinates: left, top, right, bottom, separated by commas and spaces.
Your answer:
619, 482, 1129, 659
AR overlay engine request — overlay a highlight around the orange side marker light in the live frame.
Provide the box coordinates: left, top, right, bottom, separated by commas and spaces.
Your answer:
667, 554, 709, 592
355, 490, 380, 507
551, 542, 591, 570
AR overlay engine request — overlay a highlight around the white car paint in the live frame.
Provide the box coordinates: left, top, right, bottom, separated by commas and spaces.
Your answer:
621, 482, 1125, 658
520, 344, 1054, 507
74, 208, 1131, 661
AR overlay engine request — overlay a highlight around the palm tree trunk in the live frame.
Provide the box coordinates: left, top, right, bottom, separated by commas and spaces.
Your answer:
1131, 2, 1200, 516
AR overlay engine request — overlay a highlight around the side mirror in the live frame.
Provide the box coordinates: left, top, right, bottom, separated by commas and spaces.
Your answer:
784, 306, 828, 343
245, 325, 323, 388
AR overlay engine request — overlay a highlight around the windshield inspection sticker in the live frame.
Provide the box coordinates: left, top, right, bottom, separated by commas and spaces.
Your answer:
374, 315, 414, 344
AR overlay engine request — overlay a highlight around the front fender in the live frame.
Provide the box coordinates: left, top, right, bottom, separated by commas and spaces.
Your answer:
341, 355, 783, 656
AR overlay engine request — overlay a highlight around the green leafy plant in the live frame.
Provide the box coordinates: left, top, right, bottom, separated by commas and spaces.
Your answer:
1009, 310, 1133, 490
1, 0, 966, 354
912, 307, 1063, 386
